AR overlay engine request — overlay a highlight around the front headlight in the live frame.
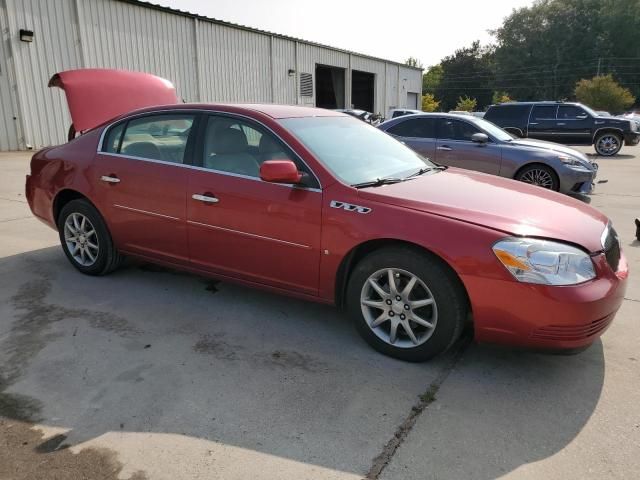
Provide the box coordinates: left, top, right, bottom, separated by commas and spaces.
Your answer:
558, 155, 589, 169
493, 237, 596, 285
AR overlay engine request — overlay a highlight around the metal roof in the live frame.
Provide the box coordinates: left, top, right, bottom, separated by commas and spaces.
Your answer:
116, 0, 423, 71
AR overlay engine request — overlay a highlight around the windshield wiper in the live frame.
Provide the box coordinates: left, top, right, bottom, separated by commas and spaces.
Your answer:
351, 177, 404, 188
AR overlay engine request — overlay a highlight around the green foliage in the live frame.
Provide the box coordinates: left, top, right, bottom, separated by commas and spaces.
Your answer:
455, 96, 477, 112
434, 41, 494, 111
421, 93, 440, 112
422, 65, 443, 94
575, 75, 635, 113
492, 91, 512, 104
405, 57, 423, 69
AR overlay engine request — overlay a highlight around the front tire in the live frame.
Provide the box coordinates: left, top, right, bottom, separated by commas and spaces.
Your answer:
57, 199, 122, 276
594, 132, 622, 156
515, 164, 559, 191
346, 247, 467, 362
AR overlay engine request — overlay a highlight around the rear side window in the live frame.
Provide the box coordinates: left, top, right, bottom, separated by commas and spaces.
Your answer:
485, 104, 531, 124
103, 122, 125, 153
438, 119, 481, 141
387, 118, 436, 138
106, 114, 195, 164
558, 105, 588, 119
531, 105, 558, 120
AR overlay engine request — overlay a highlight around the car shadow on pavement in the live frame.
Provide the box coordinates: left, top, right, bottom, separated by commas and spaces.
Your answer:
396, 341, 605, 479
586, 153, 635, 160
0, 245, 454, 478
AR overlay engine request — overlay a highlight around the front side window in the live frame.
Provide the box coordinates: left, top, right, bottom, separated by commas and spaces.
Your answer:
105, 114, 195, 164
558, 105, 588, 119
201, 115, 317, 185
438, 119, 481, 141
387, 118, 436, 138
280, 116, 434, 186
531, 105, 557, 120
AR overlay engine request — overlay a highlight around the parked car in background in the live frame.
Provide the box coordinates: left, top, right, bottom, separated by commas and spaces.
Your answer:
595, 111, 611, 117
27, 69, 627, 362
334, 109, 382, 126
379, 113, 598, 194
448, 110, 473, 116
484, 101, 640, 156
484, 102, 640, 157
388, 108, 422, 119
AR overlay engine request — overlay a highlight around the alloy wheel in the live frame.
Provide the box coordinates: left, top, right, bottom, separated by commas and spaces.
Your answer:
64, 212, 99, 266
360, 268, 438, 348
520, 168, 554, 189
596, 135, 620, 156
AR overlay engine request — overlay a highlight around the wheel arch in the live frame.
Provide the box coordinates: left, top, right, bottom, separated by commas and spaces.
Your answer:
592, 127, 623, 144
52, 189, 98, 227
504, 127, 524, 137
334, 238, 471, 313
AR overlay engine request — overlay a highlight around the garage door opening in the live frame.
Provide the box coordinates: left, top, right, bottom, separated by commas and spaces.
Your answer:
351, 70, 375, 113
315, 65, 345, 109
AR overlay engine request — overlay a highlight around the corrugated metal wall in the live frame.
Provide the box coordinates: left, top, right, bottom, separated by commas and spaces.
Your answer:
0, 0, 20, 150
0, 0, 422, 151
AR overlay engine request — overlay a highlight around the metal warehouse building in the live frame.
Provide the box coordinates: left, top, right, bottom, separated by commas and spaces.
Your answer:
0, 0, 422, 151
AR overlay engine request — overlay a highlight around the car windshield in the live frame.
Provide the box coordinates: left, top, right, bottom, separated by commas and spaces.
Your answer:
280, 116, 435, 185
579, 104, 598, 117
469, 117, 514, 141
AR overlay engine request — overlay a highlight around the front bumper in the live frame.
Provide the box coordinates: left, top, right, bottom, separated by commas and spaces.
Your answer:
558, 165, 597, 195
624, 132, 640, 146
465, 252, 628, 351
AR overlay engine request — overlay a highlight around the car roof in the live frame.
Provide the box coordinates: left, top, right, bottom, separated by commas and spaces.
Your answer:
489, 101, 582, 107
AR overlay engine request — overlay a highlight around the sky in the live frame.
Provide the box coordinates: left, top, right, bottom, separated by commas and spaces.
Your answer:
156, 0, 535, 67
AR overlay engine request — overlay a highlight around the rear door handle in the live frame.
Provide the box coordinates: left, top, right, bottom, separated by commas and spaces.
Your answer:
100, 175, 120, 184
437, 146, 452, 151
192, 193, 219, 204
557, 122, 566, 126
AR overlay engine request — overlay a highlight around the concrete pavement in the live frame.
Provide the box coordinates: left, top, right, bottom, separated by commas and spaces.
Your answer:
0, 146, 638, 479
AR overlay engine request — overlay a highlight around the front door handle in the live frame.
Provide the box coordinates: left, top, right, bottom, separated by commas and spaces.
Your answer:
192, 193, 219, 204
557, 122, 566, 126
437, 146, 452, 151
100, 175, 120, 184
528, 122, 538, 125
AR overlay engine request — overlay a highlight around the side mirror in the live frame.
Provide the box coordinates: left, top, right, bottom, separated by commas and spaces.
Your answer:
471, 132, 489, 144
260, 160, 302, 184
577, 114, 588, 119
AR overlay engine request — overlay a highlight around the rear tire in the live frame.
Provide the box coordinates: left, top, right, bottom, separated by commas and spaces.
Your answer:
594, 132, 622, 156
346, 246, 467, 362
515, 164, 559, 191
57, 199, 122, 276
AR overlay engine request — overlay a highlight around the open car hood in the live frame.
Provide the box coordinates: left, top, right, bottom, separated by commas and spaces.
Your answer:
49, 69, 178, 132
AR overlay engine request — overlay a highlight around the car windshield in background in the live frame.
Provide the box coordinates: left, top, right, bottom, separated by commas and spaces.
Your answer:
471, 117, 514, 141
280, 116, 434, 185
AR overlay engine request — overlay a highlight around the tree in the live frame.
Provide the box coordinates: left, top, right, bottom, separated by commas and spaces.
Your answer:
455, 96, 477, 112
421, 94, 440, 112
575, 75, 635, 113
492, 91, 512, 104
405, 57, 424, 69
422, 65, 443, 94
435, 41, 494, 111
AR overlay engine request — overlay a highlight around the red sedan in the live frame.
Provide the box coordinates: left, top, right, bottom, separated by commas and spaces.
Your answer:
26, 70, 628, 362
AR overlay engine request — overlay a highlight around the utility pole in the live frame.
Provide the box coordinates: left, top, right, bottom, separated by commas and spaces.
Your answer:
597, 57, 602, 76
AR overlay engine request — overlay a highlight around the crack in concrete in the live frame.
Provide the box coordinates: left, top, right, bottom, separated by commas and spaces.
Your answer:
624, 297, 640, 303
365, 334, 472, 479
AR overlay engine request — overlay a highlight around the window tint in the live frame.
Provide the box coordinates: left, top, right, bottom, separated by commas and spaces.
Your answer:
438, 119, 481, 141
118, 114, 194, 163
387, 118, 436, 138
202, 116, 316, 185
558, 105, 588, 119
103, 122, 125, 153
485, 104, 531, 123
531, 105, 557, 120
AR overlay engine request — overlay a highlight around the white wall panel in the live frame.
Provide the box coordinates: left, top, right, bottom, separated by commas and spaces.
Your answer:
81, 0, 197, 102
197, 21, 271, 103
0, 0, 20, 150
